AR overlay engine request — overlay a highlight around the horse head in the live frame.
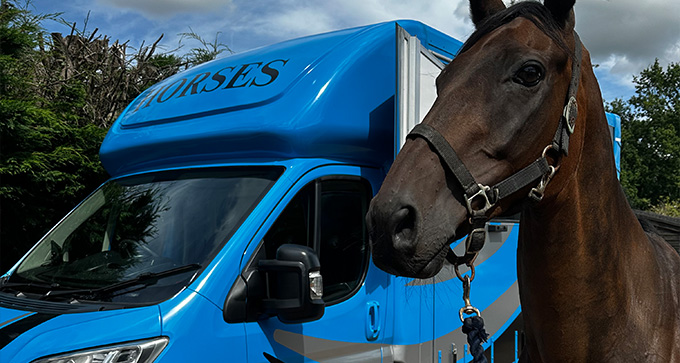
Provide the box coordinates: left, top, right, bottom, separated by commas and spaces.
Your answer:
367, 0, 587, 278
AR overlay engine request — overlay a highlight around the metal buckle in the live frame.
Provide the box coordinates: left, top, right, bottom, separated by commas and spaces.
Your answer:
529, 165, 557, 202
464, 184, 495, 217
563, 96, 578, 134
454, 262, 476, 283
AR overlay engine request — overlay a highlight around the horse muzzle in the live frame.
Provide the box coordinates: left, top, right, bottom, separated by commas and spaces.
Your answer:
367, 194, 459, 278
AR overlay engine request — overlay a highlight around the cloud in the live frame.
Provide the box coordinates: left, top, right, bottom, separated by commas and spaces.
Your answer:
99, 0, 233, 17
89, 0, 679, 69
221, 0, 474, 45
575, 0, 680, 76
39, 0, 678, 102
216, 0, 678, 77
576, 0, 680, 59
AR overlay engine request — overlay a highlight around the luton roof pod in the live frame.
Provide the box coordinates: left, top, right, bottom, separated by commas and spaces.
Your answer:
99, 20, 463, 177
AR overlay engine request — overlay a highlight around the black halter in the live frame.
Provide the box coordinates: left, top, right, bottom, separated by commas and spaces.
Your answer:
406, 32, 583, 267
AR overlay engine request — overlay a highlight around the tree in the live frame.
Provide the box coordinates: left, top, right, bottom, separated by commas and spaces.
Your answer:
1, 0, 108, 270
0, 1, 231, 271
608, 60, 680, 213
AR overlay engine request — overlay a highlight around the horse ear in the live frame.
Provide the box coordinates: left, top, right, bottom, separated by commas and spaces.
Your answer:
544, 0, 576, 29
470, 0, 507, 28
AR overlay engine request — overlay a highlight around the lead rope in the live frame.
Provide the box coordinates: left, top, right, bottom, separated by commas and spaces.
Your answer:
456, 264, 489, 363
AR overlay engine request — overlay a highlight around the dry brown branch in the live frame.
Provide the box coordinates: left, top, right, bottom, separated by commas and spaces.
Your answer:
33, 30, 184, 128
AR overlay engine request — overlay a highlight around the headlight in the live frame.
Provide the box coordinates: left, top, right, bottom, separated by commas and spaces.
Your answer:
31, 337, 168, 363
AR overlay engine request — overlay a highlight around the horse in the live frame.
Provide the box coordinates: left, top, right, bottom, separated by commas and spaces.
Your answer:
366, 0, 680, 361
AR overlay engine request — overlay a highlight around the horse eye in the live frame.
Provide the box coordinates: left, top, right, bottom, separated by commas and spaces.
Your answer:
513, 64, 544, 87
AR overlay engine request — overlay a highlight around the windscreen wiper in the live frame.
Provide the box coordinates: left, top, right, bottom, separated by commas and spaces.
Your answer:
39, 263, 202, 300
0, 280, 63, 295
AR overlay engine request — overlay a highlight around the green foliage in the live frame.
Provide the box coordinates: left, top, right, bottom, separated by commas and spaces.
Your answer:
0, 85, 108, 271
608, 60, 680, 214
0, 1, 37, 98
649, 197, 680, 218
0, 1, 232, 271
0, 1, 113, 271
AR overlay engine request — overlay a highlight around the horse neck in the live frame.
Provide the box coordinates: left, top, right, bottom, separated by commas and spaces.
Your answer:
517, 68, 648, 318
515, 71, 676, 359
519, 65, 643, 265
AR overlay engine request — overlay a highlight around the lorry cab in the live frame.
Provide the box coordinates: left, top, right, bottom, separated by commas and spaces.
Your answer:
0, 20, 621, 363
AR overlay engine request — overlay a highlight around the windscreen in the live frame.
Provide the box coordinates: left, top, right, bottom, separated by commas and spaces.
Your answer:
7, 167, 282, 305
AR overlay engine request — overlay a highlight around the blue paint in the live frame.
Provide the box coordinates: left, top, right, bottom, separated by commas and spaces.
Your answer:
606, 112, 622, 178
366, 301, 381, 341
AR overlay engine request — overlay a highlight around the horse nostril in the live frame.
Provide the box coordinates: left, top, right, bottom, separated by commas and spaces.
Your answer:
392, 207, 417, 250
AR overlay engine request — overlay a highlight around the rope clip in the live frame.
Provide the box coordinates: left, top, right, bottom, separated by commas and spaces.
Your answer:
457, 267, 482, 322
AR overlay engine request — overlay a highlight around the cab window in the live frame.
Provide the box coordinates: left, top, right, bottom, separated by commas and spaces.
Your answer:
263, 177, 370, 304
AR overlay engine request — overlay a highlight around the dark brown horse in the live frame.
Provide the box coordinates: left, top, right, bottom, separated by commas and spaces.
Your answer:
367, 0, 680, 361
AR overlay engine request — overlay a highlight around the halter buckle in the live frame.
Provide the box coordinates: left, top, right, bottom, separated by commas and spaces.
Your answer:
464, 184, 496, 217
529, 165, 557, 202
563, 96, 578, 134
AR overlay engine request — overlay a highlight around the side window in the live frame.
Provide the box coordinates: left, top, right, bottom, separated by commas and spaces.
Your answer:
263, 177, 371, 304
264, 183, 315, 258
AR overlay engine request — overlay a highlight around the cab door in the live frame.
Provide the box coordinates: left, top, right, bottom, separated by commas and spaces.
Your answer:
241, 165, 390, 363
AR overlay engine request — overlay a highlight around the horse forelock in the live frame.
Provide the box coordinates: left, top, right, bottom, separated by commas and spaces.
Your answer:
460, 1, 571, 57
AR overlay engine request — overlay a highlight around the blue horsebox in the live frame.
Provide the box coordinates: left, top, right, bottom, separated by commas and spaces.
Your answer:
0, 20, 620, 363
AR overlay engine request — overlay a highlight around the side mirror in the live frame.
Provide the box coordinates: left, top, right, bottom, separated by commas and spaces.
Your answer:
259, 244, 324, 323
224, 244, 325, 324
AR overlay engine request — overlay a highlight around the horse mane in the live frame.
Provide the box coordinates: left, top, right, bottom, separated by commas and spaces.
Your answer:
459, 1, 571, 56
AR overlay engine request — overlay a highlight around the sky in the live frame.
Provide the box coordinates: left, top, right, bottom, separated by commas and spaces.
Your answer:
30, 0, 680, 103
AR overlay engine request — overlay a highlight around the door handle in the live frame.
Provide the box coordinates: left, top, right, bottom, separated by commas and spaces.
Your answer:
488, 224, 508, 233
366, 301, 381, 341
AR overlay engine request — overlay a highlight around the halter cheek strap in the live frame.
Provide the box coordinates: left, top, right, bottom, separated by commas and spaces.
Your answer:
406, 32, 583, 267
553, 32, 582, 156
408, 123, 552, 265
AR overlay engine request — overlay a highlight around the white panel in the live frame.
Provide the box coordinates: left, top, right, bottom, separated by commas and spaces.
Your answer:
419, 54, 442, 123
395, 25, 446, 158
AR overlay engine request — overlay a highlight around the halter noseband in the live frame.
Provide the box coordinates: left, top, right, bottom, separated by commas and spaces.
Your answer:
406, 32, 583, 267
